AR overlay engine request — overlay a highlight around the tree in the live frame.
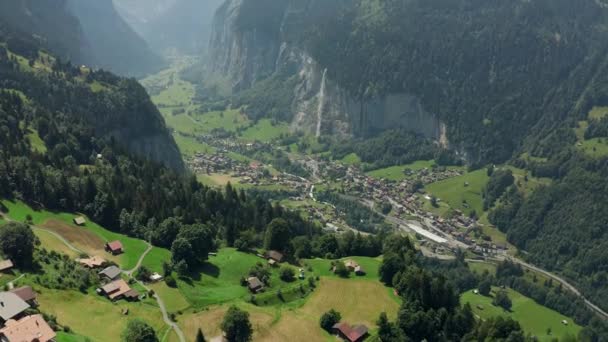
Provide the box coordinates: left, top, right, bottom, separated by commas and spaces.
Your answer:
121, 319, 158, 342
493, 290, 512, 311
334, 261, 349, 278
264, 218, 291, 251
320, 309, 341, 332
135, 266, 152, 282
171, 238, 194, 265
279, 266, 295, 282
221, 306, 252, 342
195, 328, 206, 342
478, 279, 492, 296
0, 222, 35, 267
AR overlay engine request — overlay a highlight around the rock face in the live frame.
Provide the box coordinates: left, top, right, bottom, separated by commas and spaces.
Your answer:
208, 0, 444, 141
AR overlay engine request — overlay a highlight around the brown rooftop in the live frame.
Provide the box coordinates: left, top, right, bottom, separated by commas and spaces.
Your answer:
0, 314, 56, 342
9, 286, 36, 303
0, 260, 14, 272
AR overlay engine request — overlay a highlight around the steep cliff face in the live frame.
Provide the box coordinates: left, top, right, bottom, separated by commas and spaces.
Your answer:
209, 0, 444, 141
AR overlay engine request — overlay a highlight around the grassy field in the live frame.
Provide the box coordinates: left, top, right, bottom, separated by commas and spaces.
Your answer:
55, 332, 91, 342
588, 106, 608, 120
177, 277, 399, 342
425, 168, 489, 216
33, 229, 79, 258
38, 289, 166, 342
173, 134, 216, 158
304, 256, 383, 281
461, 287, 581, 341
141, 247, 172, 274
1, 200, 147, 269
507, 166, 551, 197
367, 160, 435, 181
240, 119, 289, 142
573, 107, 608, 158
26, 128, 47, 153
193, 109, 249, 133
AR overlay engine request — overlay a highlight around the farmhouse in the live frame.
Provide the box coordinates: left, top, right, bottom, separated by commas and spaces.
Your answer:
98, 266, 122, 282
77, 256, 106, 269
344, 260, 359, 271
0, 314, 56, 342
247, 277, 264, 293
73, 216, 86, 226
0, 292, 29, 324
105, 241, 123, 255
265, 250, 284, 264
99, 279, 139, 301
0, 260, 13, 273
354, 266, 366, 276
9, 286, 37, 307
332, 322, 369, 342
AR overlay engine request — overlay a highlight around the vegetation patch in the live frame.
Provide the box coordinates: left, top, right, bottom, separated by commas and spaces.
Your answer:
425, 168, 490, 216
240, 119, 289, 142
461, 287, 581, 340
33, 229, 79, 258
366, 160, 435, 181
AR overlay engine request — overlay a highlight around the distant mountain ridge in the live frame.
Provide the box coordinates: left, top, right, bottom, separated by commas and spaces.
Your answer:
0, 0, 163, 77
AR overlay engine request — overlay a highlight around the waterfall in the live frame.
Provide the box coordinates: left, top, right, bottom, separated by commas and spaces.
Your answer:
316, 68, 327, 137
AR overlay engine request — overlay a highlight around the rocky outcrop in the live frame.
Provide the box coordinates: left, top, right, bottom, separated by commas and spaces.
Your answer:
208, 0, 445, 142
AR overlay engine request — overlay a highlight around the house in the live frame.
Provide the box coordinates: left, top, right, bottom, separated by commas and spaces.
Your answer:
247, 277, 264, 293
105, 241, 123, 255
9, 287, 37, 306
73, 216, 86, 226
149, 273, 163, 282
332, 322, 369, 342
98, 266, 122, 282
0, 314, 56, 342
0, 292, 30, 324
99, 279, 139, 301
344, 260, 359, 271
77, 256, 106, 269
0, 260, 13, 273
354, 266, 366, 276
265, 250, 284, 264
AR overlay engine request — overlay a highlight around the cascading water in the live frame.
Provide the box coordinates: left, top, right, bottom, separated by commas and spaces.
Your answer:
316, 68, 328, 137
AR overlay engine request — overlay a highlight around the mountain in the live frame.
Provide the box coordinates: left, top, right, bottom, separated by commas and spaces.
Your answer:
114, 0, 223, 55
208, 0, 608, 164
0, 16, 183, 172
66, 0, 165, 76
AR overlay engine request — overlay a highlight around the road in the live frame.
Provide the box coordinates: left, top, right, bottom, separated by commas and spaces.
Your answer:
136, 279, 186, 342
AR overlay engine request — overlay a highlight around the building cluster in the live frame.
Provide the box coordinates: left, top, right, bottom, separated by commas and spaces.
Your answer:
0, 287, 56, 342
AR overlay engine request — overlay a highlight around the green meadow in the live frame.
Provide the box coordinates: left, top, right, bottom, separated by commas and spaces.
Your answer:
366, 160, 436, 181
461, 287, 581, 341
425, 168, 489, 216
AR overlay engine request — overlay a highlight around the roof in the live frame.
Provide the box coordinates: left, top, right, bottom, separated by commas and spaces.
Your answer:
106, 240, 123, 251
99, 266, 121, 280
101, 282, 120, 294
9, 286, 36, 303
266, 250, 284, 262
123, 289, 140, 299
0, 314, 56, 342
344, 260, 359, 269
247, 277, 263, 290
106, 279, 132, 300
0, 260, 14, 272
77, 256, 106, 268
333, 322, 368, 342
73, 216, 86, 225
0, 292, 30, 321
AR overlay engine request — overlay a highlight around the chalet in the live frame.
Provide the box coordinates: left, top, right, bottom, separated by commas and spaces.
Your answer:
265, 250, 284, 264
0, 314, 56, 342
354, 266, 366, 276
149, 273, 163, 282
98, 266, 121, 282
99, 279, 139, 301
247, 277, 264, 293
0, 292, 29, 324
344, 260, 359, 271
77, 256, 106, 269
332, 322, 368, 342
73, 216, 86, 226
105, 241, 123, 255
9, 286, 37, 307
0, 260, 13, 273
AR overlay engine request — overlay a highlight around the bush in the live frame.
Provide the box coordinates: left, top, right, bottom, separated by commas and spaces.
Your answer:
493, 290, 512, 311
165, 275, 177, 288
320, 309, 341, 332
279, 266, 296, 282
334, 262, 349, 278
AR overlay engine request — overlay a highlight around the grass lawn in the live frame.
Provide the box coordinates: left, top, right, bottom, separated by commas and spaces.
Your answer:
26, 128, 47, 153
151, 78, 194, 107
38, 289, 166, 342
461, 287, 581, 341
197, 173, 242, 187
151, 281, 191, 313
304, 256, 383, 281
162, 113, 200, 135
588, 106, 608, 120
240, 119, 289, 142
425, 168, 489, 216
578, 138, 608, 158
55, 332, 91, 342
33, 229, 79, 258
367, 160, 436, 181
141, 247, 171, 274
192, 109, 249, 133
341, 153, 361, 165
173, 134, 216, 158
1, 200, 147, 270
467, 261, 497, 276
507, 166, 551, 197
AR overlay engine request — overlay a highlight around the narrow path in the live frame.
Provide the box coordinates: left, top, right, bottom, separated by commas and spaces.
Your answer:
123, 243, 153, 276
31, 226, 86, 255
137, 279, 186, 342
